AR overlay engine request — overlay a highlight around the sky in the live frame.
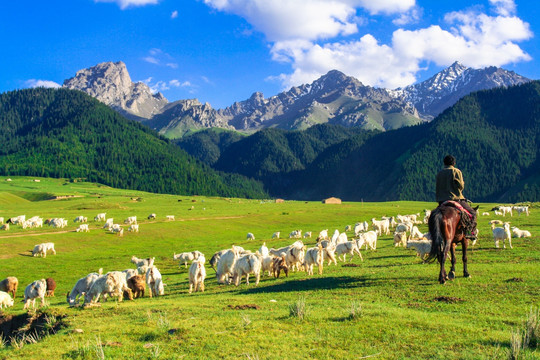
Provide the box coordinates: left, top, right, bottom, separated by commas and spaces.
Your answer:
0, 0, 538, 109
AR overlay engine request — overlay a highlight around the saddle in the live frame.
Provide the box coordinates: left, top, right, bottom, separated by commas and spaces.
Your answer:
441, 200, 474, 220
440, 200, 477, 239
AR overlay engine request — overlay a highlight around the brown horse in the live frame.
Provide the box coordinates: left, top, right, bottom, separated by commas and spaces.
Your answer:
427, 204, 478, 284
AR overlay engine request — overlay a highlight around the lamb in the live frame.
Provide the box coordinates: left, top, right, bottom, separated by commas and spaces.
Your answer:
146, 266, 165, 297
66, 269, 102, 306
147, 213, 157, 220
393, 231, 408, 247
246, 232, 255, 240
189, 256, 207, 293
0, 277, 18, 299
335, 241, 363, 262
232, 253, 262, 286
76, 224, 90, 232
45, 278, 56, 297
493, 222, 512, 249
216, 247, 240, 284
272, 231, 280, 239
124, 216, 137, 225
127, 274, 146, 298
94, 213, 106, 222
357, 231, 378, 250
303, 244, 324, 275
173, 251, 204, 268
0, 291, 14, 309
406, 240, 432, 261
23, 279, 47, 310
511, 227, 532, 238
272, 254, 289, 278
84, 271, 133, 305
131, 256, 154, 268
128, 224, 139, 233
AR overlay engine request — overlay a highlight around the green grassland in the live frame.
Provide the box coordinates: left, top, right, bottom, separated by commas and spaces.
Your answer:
0, 177, 538, 359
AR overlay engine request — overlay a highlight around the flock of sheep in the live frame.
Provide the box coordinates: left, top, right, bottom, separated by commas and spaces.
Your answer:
0, 203, 533, 311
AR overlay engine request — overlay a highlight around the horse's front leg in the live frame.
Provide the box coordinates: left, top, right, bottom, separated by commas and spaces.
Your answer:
448, 243, 457, 280
462, 239, 471, 278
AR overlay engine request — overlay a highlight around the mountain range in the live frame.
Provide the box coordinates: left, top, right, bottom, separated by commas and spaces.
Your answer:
63, 61, 530, 138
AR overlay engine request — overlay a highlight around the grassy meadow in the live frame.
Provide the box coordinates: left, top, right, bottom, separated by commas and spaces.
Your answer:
0, 177, 538, 359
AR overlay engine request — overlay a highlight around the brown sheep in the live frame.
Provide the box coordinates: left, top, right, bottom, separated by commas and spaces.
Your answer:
46, 278, 56, 297
126, 275, 146, 299
0, 277, 18, 299
272, 255, 289, 278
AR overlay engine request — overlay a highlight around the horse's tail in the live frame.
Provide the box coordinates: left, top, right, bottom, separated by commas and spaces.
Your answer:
427, 208, 444, 263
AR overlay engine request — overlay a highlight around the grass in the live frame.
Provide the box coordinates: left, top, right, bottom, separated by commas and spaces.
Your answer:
0, 176, 539, 359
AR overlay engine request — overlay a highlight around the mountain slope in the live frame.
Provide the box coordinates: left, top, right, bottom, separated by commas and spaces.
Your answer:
283, 81, 540, 202
0, 88, 266, 198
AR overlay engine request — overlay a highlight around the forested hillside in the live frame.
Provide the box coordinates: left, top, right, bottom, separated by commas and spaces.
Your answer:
0, 88, 266, 198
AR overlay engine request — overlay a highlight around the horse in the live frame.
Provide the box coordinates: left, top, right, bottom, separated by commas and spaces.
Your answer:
427, 202, 478, 284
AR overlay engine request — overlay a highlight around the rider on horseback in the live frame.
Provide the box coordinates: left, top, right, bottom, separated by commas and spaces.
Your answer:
435, 155, 477, 239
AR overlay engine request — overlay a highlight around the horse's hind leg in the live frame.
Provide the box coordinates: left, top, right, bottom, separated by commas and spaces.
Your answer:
462, 240, 471, 278
448, 243, 457, 280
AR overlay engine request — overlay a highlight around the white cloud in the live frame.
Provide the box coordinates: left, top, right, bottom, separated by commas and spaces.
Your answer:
142, 48, 178, 68
25, 79, 61, 89
171, 10, 178, 19
392, 6, 422, 26
143, 56, 159, 65
169, 80, 192, 88
94, 0, 158, 10
489, 0, 516, 16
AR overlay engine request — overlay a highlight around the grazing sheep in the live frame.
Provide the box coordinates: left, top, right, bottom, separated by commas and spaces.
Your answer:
289, 230, 302, 239
246, 232, 255, 240
344, 225, 352, 232
260, 255, 275, 277
0, 277, 18, 299
84, 271, 133, 305
216, 247, 240, 284
45, 278, 56, 297
335, 241, 363, 262
173, 251, 204, 268
354, 221, 369, 236
410, 226, 424, 240
493, 222, 512, 249
74, 216, 87, 223
23, 279, 47, 310
209, 249, 228, 272
511, 227, 532, 238
357, 231, 378, 250
146, 266, 165, 297
319, 240, 338, 266
189, 256, 206, 293
131, 256, 154, 268
232, 253, 262, 286
318, 229, 329, 240
303, 244, 324, 275
76, 224, 89, 232
494, 210, 503, 216
482, 212, 490, 216
0, 223, 9, 231
94, 213, 106, 222
148, 213, 157, 220
406, 240, 432, 261
102, 218, 114, 229
166, 215, 175, 221
66, 270, 102, 306
272, 231, 280, 239
32, 244, 46, 257
393, 231, 408, 247
0, 291, 14, 309
272, 254, 289, 278
270, 241, 305, 271
499, 206, 513, 217
128, 224, 139, 233
126, 274, 146, 298
124, 216, 137, 225
303, 231, 312, 238
371, 218, 390, 236
513, 206, 530, 216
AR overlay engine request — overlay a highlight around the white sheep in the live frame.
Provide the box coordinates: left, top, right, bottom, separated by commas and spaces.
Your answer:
174, 251, 204, 268
371, 218, 390, 235
354, 221, 369, 235
499, 206, 513, 217
303, 244, 324, 275
258, 243, 269, 257
0, 291, 14, 309
357, 231, 378, 250
232, 253, 262, 286
318, 229, 329, 240
146, 266, 165, 297
260, 254, 276, 276
393, 231, 408, 247
482, 212, 490, 216
124, 216, 137, 225
494, 210, 503, 216
209, 249, 229, 272
269, 240, 305, 271
74, 216, 87, 223
344, 225, 352, 232
32, 242, 56, 258
1, 223, 9, 231
23, 279, 47, 310
410, 226, 424, 240
493, 222, 512, 249
76, 224, 90, 232
131, 256, 154, 268
189, 256, 206, 293
246, 232, 255, 240
513, 206, 530, 216
335, 241, 363, 262
84, 271, 133, 305
511, 227, 531, 238
166, 215, 175, 221
128, 224, 139, 233
289, 230, 302, 239
216, 247, 240, 284
272, 231, 280, 239
406, 240, 432, 261
303, 231, 312, 238
319, 240, 338, 266
66, 270, 102, 306
102, 218, 114, 229
148, 213, 157, 220
94, 213, 106, 222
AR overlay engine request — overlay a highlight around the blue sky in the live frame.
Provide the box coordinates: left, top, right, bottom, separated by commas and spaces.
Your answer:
1, 0, 538, 109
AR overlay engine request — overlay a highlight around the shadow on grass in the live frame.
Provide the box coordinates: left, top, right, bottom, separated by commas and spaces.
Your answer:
239, 276, 372, 294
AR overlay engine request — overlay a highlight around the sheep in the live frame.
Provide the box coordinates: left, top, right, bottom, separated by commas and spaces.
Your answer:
66, 270, 102, 306
260, 254, 276, 277
76, 224, 89, 232
289, 230, 302, 239
232, 253, 262, 286
395, 222, 413, 234
74, 216, 87, 223
318, 229, 329, 240
124, 216, 137, 225
272, 254, 289, 278
189, 256, 207, 293
354, 221, 369, 236
493, 222, 512, 249
131, 256, 154, 268
0, 223, 9, 231
84, 271, 133, 305
109, 223, 123, 235
49, 218, 67, 228
247, 232, 255, 240
344, 225, 352, 232
489, 220, 503, 228
127, 275, 146, 298
148, 213, 157, 220
270, 240, 305, 271
32, 242, 56, 257
406, 240, 432, 261
23, 279, 47, 310
94, 213, 106, 222
393, 231, 408, 247
122, 269, 138, 281
166, 215, 175, 221
482, 212, 490, 216
128, 224, 139, 233
45, 278, 56, 297
410, 226, 424, 240
173, 251, 204, 268
357, 231, 378, 250
335, 241, 363, 262
371, 218, 390, 236
499, 206, 513, 217
7, 215, 25, 225
511, 227, 532, 238
335, 232, 348, 245
0, 291, 14, 309
0, 217, 3, 224
102, 218, 114, 229
330, 229, 340, 243
303, 231, 312, 238
303, 244, 324, 275
216, 247, 240, 284
258, 243, 269, 257
209, 249, 229, 272
146, 266, 165, 297
319, 240, 338, 266
272, 231, 280, 239
494, 210, 503, 216
0, 277, 18, 299
513, 206, 530, 216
